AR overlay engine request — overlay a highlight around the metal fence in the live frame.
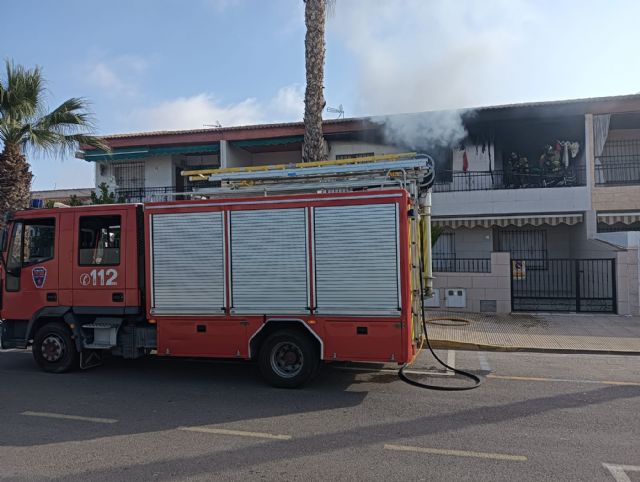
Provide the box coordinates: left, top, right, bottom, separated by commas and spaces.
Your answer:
433, 258, 491, 273
511, 258, 616, 313
433, 167, 586, 193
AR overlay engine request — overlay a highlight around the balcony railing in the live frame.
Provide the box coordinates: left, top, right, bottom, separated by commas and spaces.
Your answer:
433, 258, 491, 273
434, 167, 586, 193
115, 183, 226, 203
595, 139, 640, 186
595, 160, 640, 186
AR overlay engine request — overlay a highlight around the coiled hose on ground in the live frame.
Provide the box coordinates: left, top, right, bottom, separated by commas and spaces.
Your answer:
398, 263, 482, 391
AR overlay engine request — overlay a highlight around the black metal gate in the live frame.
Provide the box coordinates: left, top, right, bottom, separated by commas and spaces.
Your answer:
511, 259, 616, 313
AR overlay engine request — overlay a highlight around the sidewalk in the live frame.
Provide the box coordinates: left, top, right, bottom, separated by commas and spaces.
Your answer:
425, 311, 640, 355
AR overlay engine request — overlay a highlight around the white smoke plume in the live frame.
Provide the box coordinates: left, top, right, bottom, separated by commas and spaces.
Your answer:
372, 110, 471, 152
330, 0, 538, 149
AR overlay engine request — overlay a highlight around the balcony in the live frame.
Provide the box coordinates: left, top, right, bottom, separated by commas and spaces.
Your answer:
595, 139, 640, 186
114, 186, 217, 203
434, 167, 586, 193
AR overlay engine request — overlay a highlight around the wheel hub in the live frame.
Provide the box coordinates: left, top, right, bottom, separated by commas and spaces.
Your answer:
270, 341, 304, 379
41, 334, 65, 363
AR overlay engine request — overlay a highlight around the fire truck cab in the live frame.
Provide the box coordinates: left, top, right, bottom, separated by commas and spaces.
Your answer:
0, 154, 434, 388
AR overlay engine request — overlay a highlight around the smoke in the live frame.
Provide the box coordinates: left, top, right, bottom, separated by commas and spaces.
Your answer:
372, 110, 471, 153
330, 0, 538, 150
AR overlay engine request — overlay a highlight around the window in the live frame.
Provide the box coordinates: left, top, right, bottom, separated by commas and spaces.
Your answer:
5, 219, 55, 291
335, 152, 374, 160
432, 231, 456, 271
22, 219, 56, 265
497, 229, 547, 269
6, 219, 56, 267
79, 216, 121, 266
110, 161, 144, 189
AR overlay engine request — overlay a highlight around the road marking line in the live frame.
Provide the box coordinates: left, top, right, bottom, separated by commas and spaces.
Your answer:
333, 366, 452, 377
21, 411, 118, 424
384, 444, 527, 461
603, 463, 640, 482
178, 426, 291, 440
487, 374, 640, 386
477, 352, 491, 372
446, 350, 455, 374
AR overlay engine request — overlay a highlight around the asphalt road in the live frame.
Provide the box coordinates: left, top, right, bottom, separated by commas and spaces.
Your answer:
0, 348, 639, 481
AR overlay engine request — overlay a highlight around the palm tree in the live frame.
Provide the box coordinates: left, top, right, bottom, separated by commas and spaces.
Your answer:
0, 60, 107, 215
302, 0, 333, 163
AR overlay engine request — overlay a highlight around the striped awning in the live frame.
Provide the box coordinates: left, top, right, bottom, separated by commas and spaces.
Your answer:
597, 212, 640, 225
432, 213, 583, 229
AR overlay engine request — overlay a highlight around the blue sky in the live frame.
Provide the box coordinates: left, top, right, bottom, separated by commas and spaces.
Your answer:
4, 0, 640, 190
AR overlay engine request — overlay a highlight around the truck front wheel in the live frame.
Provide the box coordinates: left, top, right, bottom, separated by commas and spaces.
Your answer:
258, 330, 319, 388
33, 322, 79, 373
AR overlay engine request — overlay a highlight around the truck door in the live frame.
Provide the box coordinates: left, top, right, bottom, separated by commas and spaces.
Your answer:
72, 210, 127, 311
2, 216, 59, 321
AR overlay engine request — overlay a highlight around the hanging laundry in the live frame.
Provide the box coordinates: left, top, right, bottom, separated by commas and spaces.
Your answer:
569, 142, 580, 158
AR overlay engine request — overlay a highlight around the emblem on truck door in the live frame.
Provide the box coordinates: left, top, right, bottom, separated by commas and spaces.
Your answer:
32, 267, 47, 288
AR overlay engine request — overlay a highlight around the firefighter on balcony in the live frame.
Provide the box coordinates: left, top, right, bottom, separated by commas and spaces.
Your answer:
508, 151, 530, 188
540, 143, 564, 186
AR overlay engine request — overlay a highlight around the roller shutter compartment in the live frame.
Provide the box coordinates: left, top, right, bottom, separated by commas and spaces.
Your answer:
314, 203, 400, 315
230, 208, 308, 313
151, 211, 225, 314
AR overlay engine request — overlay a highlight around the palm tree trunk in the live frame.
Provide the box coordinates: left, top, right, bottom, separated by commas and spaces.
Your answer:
302, 0, 328, 163
0, 143, 33, 216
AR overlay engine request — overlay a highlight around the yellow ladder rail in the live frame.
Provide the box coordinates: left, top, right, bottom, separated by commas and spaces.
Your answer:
182, 152, 418, 179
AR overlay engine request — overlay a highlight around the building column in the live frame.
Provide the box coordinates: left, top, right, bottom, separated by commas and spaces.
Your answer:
220, 139, 229, 169
584, 114, 597, 239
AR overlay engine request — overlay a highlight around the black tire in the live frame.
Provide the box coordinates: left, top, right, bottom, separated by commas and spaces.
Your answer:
258, 330, 319, 388
33, 322, 79, 373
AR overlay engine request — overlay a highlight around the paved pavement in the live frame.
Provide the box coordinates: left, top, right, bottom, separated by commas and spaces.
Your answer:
426, 311, 640, 354
0, 348, 639, 481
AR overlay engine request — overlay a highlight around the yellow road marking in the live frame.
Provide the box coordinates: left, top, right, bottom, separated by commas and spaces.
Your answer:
178, 426, 291, 440
22, 411, 118, 424
384, 444, 527, 461
487, 374, 640, 386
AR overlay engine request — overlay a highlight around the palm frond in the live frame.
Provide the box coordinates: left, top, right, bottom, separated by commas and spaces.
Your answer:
0, 60, 45, 121
35, 97, 95, 135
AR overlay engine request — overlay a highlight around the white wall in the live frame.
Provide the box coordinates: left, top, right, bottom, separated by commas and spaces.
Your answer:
596, 231, 640, 248
327, 141, 404, 159
144, 156, 174, 188
225, 142, 253, 168
432, 186, 590, 217
430, 252, 511, 313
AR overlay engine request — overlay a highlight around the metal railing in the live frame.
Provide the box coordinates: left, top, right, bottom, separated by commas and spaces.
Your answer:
115, 186, 181, 203
595, 160, 640, 185
434, 167, 586, 193
115, 185, 221, 203
595, 139, 640, 185
432, 258, 491, 273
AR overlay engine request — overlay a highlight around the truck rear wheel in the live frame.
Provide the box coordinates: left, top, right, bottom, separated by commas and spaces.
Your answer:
33, 322, 79, 373
258, 330, 319, 388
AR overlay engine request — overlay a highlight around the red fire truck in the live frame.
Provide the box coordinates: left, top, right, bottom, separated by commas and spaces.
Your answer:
0, 154, 434, 387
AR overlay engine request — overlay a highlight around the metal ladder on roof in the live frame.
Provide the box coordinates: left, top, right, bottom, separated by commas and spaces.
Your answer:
178, 152, 435, 197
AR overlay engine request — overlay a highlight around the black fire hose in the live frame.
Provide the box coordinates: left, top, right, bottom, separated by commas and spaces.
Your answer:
398, 262, 482, 391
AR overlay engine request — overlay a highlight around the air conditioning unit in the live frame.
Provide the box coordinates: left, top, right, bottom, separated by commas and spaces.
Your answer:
445, 288, 466, 308
423, 288, 440, 308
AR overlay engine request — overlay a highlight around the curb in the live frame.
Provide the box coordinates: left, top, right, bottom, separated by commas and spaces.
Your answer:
429, 339, 640, 356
